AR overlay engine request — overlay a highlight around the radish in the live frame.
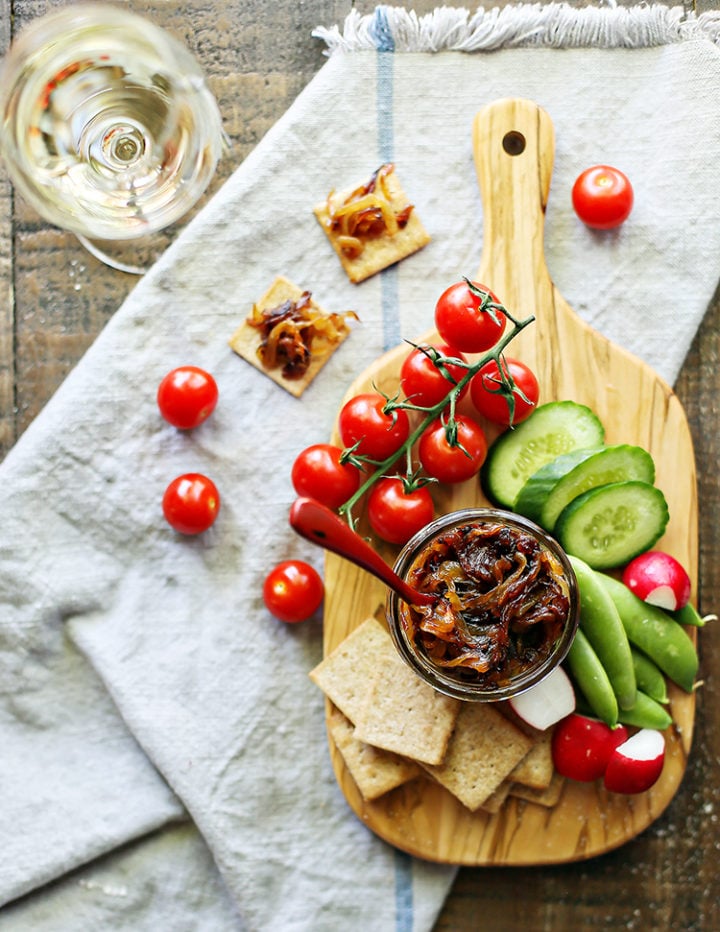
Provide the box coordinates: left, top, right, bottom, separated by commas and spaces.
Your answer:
603, 728, 665, 794
551, 714, 628, 782
621, 550, 691, 611
508, 665, 576, 731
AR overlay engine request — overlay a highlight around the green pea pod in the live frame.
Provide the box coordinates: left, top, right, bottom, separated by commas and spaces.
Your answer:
617, 689, 673, 730
568, 555, 636, 710
630, 647, 668, 705
671, 602, 717, 628
598, 573, 699, 693
566, 628, 619, 727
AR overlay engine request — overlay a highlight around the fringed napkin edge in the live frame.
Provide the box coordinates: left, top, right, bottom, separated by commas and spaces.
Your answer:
314, 3, 720, 54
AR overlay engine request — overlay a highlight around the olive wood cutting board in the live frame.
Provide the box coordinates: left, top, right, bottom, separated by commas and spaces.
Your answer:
322, 98, 698, 865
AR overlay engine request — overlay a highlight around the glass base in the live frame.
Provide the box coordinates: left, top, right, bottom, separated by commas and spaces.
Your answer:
76, 230, 175, 275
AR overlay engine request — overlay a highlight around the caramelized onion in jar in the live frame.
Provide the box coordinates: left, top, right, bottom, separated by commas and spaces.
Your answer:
387, 510, 579, 701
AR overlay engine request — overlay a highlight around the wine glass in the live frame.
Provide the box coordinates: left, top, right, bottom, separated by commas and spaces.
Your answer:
0, 3, 226, 274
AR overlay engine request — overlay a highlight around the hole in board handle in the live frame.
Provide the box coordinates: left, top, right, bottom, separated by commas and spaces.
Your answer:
502, 131, 526, 156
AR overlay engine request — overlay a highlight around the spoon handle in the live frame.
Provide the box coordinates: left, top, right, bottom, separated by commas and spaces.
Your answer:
288, 497, 435, 607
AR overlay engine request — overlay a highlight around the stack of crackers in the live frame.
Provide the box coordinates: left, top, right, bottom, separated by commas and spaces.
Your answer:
310, 617, 564, 814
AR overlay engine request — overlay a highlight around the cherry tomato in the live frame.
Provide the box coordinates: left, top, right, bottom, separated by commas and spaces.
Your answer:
291, 444, 361, 511
400, 343, 468, 409
418, 414, 488, 484
162, 473, 220, 535
434, 280, 506, 353
263, 560, 324, 623
572, 165, 634, 230
367, 478, 435, 546
338, 393, 410, 461
470, 357, 540, 426
157, 366, 219, 429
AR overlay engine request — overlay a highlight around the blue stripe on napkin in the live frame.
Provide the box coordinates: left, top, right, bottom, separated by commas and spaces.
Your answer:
376, 41, 402, 352
374, 38, 414, 929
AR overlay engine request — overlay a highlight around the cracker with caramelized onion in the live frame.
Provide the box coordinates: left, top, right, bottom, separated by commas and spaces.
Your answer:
229, 276, 354, 397
314, 164, 430, 283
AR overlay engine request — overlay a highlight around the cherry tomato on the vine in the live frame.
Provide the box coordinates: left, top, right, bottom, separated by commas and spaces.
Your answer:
367, 477, 435, 546
418, 414, 488, 484
434, 280, 506, 354
400, 343, 468, 409
162, 473, 220, 535
470, 357, 540, 426
157, 366, 218, 429
338, 392, 410, 461
291, 443, 361, 511
263, 560, 324, 623
572, 165, 634, 230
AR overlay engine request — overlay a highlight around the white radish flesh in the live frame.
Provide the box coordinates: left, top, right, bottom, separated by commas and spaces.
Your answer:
508, 665, 576, 730
622, 550, 691, 611
603, 728, 665, 794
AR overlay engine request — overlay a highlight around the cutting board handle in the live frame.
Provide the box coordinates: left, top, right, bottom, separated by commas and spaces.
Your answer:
474, 98, 556, 312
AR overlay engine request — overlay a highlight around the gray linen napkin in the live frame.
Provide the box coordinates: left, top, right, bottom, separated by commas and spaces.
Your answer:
3, 6, 720, 930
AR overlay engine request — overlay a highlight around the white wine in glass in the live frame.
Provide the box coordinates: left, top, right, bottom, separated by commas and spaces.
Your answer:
0, 3, 225, 272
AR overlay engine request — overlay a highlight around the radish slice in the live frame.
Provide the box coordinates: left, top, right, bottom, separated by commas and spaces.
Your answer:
508, 665, 575, 731
603, 728, 665, 794
622, 550, 691, 611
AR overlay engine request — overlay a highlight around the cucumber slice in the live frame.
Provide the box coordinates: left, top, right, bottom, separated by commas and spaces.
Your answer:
555, 480, 669, 569
538, 444, 656, 531
481, 401, 605, 508
514, 447, 603, 524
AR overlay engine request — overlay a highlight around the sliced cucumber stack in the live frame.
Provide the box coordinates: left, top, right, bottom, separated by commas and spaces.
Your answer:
555, 480, 669, 569
524, 443, 656, 532
514, 447, 603, 524
481, 401, 605, 509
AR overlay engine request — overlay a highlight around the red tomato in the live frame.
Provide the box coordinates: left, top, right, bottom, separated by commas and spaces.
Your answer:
291, 444, 361, 511
338, 393, 410, 461
552, 714, 629, 782
418, 415, 488, 484
263, 560, 324, 623
162, 473, 220, 535
157, 366, 218, 429
470, 357, 539, 426
367, 478, 435, 546
572, 165, 634, 230
434, 280, 506, 353
400, 343, 468, 408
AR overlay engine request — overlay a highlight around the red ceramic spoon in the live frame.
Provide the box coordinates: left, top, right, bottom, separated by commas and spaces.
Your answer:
289, 497, 435, 607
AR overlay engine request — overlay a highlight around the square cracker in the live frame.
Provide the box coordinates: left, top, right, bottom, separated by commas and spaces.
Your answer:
352, 648, 460, 766
229, 276, 352, 397
327, 706, 421, 801
508, 727, 554, 790
308, 618, 394, 724
510, 771, 565, 808
314, 165, 430, 283
422, 703, 533, 812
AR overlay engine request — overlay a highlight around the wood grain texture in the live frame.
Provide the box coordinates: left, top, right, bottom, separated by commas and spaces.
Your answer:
2, 1, 719, 928
323, 98, 697, 866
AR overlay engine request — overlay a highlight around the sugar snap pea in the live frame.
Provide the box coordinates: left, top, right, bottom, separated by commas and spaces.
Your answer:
617, 689, 672, 730
630, 647, 668, 705
566, 628, 619, 727
598, 573, 699, 693
569, 555, 636, 710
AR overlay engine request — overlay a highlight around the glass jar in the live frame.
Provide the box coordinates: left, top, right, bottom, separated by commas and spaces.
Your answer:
386, 508, 579, 702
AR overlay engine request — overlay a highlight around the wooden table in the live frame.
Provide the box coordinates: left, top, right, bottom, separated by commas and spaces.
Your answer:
2, 2, 718, 929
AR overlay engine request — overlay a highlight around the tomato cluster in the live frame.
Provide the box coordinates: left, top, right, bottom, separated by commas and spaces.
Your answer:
289, 279, 540, 554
